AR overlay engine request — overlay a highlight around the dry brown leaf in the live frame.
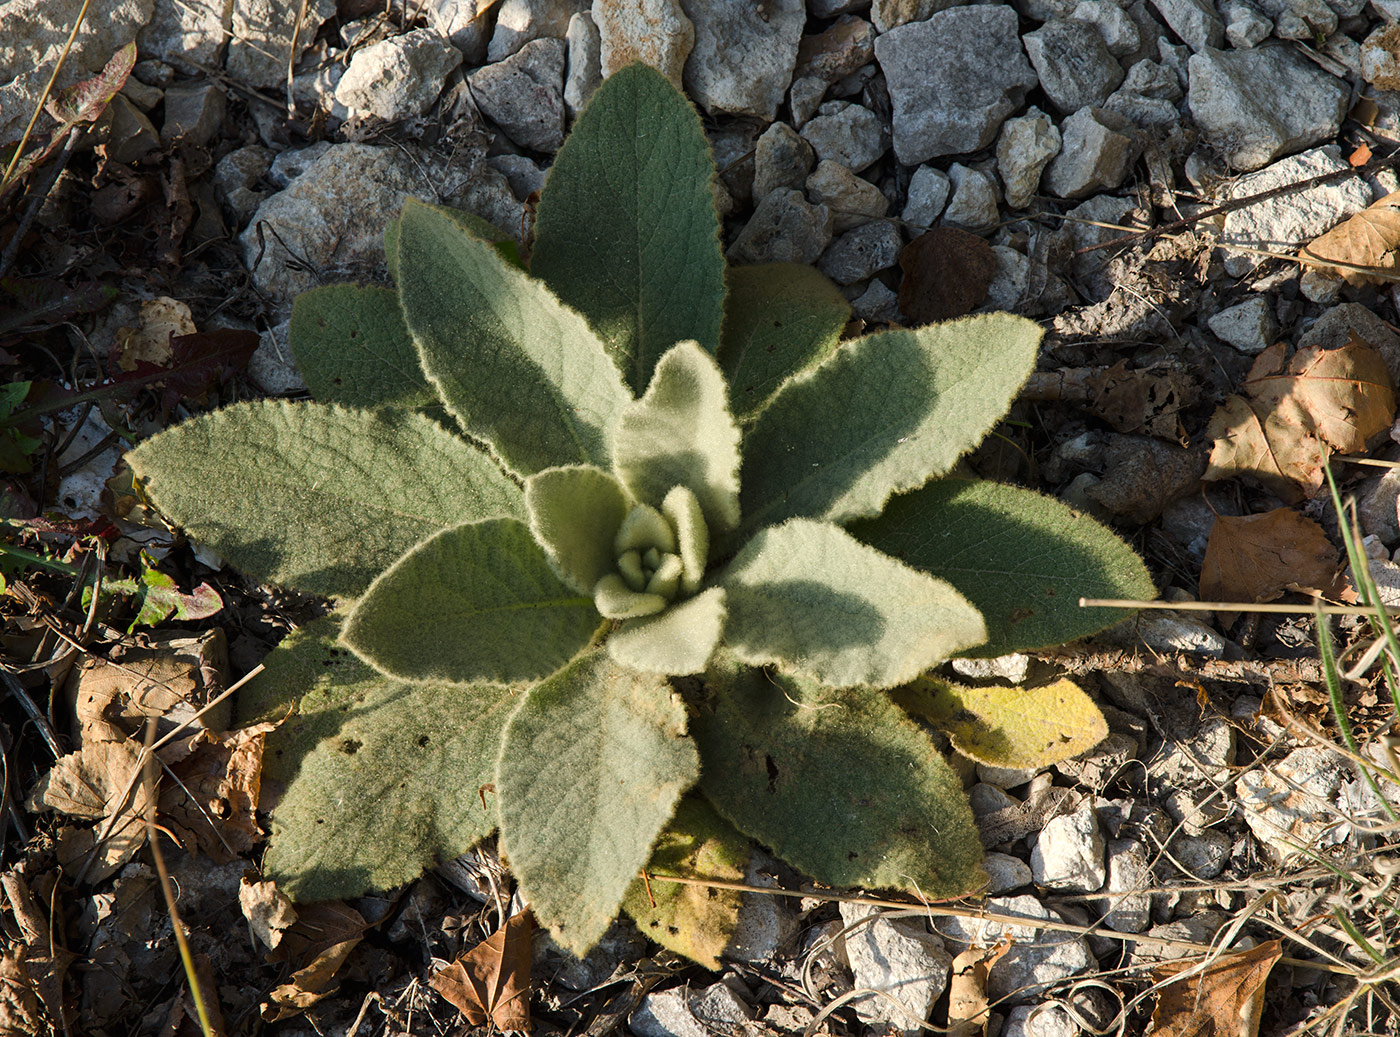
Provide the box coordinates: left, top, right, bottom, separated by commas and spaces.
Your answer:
897, 227, 994, 324
160, 722, 275, 862
262, 939, 360, 1021
28, 739, 153, 881
1199, 509, 1339, 615
261, 901, 369, 1022
111, 297, 196, 372
1150, 940, 1281, 1037
0, 946, 45, 1037
430, 911, 535, 1031
1301, 190, 1400, 286
239, 873, 298, 951
945, 940, 1010, 1037
1204, 336, 1396, 500
1085, 360, 1194, 440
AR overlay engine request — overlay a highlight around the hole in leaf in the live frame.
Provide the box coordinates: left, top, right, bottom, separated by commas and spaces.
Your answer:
340, 738, 362, 754
417, 735, 429, 747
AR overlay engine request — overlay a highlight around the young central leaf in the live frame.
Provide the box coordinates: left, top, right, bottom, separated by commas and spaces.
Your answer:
595, 488, 710, 619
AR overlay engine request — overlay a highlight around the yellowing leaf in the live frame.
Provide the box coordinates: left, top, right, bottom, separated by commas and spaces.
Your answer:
896, 676, 1108, 769
1301, 190, 1400, 286
1204, 337, 1395, 501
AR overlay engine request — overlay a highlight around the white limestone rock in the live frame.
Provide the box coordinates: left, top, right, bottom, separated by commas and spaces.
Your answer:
1023, 18, 1125, 114
799, 100, 887, 174
753, 122, 815, 203
138, 0, 227, 66
488, 0, 586, 62
1208, 296, 1278, 354
902, 165, 952, 229
997, 107, 1062, 210
1146, 0, 1224, 49
1044, 107, 1139, 200
1235, 747, 1354, 859
1221, 0, 1273, 45
806, 160, 888, 232
1097, 838, 1152, 932
728, 188, 833, 265
942, 163, 1000, 232
425, 0, 494, 63
983, 852, 1034, 894
680, 0, 804, 120
1071, 0, 1143, 55
818, 221, 902, 285
335, 29, 463, 123
467, 37, 567, 152
228, 0, 337, 90
593, 0, 693, 88
840, 901, 952, 1035
564, 11, 602, 117
875, 6, 1039, 164
1187, 46, 1349, 172
935, 895, 1096, 1004
1031, 800, 1107, 893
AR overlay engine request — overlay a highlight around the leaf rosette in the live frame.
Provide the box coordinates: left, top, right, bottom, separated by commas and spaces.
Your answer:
126, 63, 1155, 960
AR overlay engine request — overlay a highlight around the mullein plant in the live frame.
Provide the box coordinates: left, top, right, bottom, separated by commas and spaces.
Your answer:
126, 64, 1153, 964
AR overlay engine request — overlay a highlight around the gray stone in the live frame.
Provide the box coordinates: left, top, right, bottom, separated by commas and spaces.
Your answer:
1055, 732, 1138, 788
1031, 800, 1107, 893
1103, 57, 1183, 127
951, 653, 1031, 683
1003, 1004, 1080, 1037
1112, 612, 1230, 655
214, 145, 273, 225
789, 75, 828, 127
1151, 715, 1235, 834
680, 0, 804, 120
1221, 0, 1273, 45
426, 0, 494, 63
334, 29, 463, 123
1187, 46, 1349, 172
99, 94, 159, 164
0, 0, 153, 145
1358, 469, 1400, 545
723, 852, 800, 963
983, 852, 1034, 894
267, 142, 332, 187
840, 901, 952, 1034
1023, 19, 1125, 114
1128, 913, 1228, 965
1219, 146, 1371, 275
935, 896, 1095, 1004
1257, 0, 1336, 38
1072, 0, 1143, 55
488, 153, 547, 200
875, 6, 1039, 164
794, 15, 876, 87
902, 165, 952, 229
851, 279, 901, 324
799, 101, 886, 174
811, 0, 871, 13
754, 122, 815, 202
593, 0, 693, 88
872, 0, 959, 31
819, 221, 902, 285
977, 763, 1043, 789
1098, 838, 1152, 931
249, 321, 307, 396
228, 0, 337, 90
969, 783, 1020, 816
1208, 296, 1278, 354
942, 163, 1000, 232
631, 982, 754, 1037
997, 107, 1062, 209
1236, 747, 1353, 859
1167, 829, 1232, 878
710, 121, 759, 204
1147, 0, 1225, 49
468, 37, 567, 152
729, 188, 833, 265
564, 11, 602, 117
1044, 107, 1139, 199
137, 0, 227, 67
987, 245, 1031, 309
806, 160, 887, 231
488, 0, 586, 62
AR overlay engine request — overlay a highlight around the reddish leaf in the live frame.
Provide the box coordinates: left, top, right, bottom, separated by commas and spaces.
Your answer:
0, 277, 117, 340
897, 228, 994, 324
430, 912, 535, 1030
45, 42, 137, 126
109, 329, 259, 414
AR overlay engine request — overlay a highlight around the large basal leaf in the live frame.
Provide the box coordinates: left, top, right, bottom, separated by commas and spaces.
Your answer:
395, 198, 629, 476
894, 676, 1108, 769
694, 656, 984, 895
530, 63, 726, 393
621, 796, 749, 970
720, 519, 986, 689
288, 284, 437, 410
719, 263, 850, 420
497, 649, 699, 956
738, 313, 1042, 534
127, 401, 524, 598
384, 202, 523, 283
614, 340, 741, 532
239, 618, 519, 902
849, 477, 1154, 655
342, 518, 602, 684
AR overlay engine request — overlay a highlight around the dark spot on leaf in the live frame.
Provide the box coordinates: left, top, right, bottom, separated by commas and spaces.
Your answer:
316, 317, 328, 328
332, 377, 343, 385
847, 850, 859, 860
349, 329, 358, 338
417, 734, 429, 747
765, 754, 779, 793
1010, 607, 1035, 622
340, 738, 362, 754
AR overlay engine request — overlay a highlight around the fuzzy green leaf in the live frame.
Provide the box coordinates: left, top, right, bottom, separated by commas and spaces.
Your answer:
694, 657, 985, 895
849, 478, 1154, 655
342, 518, 601, 684
622, 796, 749, 970
239, 618, 519, 902
126, 401, 524, 598
615, 340, 741, 532
288, 284, 436, 410
384, 202, 522, 283
895, 676, 1108, 770
739, 313, 1042, 533
530, 63, 725, 393
608, 587, 726, 675
396, 198, 628, 475
497, 649, 699, 956
721, 519, 986, 689
526, 466, 630, 595
719, 263, 850, 419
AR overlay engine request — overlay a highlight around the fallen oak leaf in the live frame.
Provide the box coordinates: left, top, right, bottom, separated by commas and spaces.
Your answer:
1199, 509, 1339, 625
1204, 336, 1395, 501
429, 911, 534, 1030
1300, 189, 1400, 286
1150, 940, 1280, 1037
